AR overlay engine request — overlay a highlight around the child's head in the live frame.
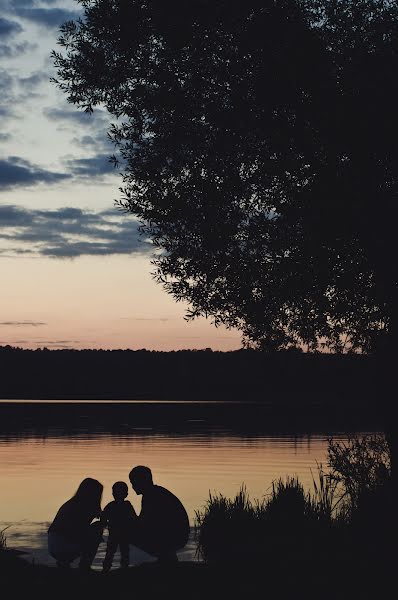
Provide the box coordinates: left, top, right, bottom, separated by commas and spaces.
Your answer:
112, 481, 128, 501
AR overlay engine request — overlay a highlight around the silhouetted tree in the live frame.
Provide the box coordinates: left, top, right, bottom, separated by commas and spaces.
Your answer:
52, 0, 398, 353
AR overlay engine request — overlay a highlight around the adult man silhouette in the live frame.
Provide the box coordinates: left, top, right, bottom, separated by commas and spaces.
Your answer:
128, 466, 189, 562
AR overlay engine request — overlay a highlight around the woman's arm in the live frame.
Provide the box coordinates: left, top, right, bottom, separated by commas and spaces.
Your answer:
99, 503, 110, 528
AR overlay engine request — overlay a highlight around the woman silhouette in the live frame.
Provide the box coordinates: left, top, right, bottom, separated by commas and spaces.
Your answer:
48, 478, 103, 570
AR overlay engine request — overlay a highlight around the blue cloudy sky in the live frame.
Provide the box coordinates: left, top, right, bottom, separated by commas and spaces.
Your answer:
0, 0, 240, 350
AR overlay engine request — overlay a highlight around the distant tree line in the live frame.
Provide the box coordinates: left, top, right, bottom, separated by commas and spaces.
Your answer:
0, 345, 384, 408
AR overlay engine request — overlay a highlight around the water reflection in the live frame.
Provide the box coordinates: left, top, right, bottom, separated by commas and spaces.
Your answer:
0, 401, 377, 568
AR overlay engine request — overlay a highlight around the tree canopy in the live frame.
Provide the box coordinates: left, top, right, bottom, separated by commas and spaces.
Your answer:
53, 0, 398, 352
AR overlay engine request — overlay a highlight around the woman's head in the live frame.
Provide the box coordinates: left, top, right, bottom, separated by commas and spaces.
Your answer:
73, 478, 103, 510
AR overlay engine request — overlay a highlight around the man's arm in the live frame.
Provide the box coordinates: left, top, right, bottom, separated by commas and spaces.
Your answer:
126, 501, 137, 518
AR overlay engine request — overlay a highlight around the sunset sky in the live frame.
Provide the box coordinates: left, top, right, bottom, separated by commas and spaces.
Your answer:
0, 0, 240, 351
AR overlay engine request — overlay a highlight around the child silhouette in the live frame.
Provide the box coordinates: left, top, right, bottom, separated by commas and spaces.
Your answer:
101, 481, 136, 572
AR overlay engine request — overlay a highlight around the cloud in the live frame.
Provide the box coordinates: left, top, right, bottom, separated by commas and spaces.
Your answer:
43, 108, 115, 160
13, 7, 82, 29
25, 339, 81, 347
0, 69, 17, 117
0, 204, 33, 225
43, 108, 119, 174
8, 1, 60, 6
0, 133, 12, 142
36, 340, 79, 344
0, 204, 151, 258
0, 44, 15, 57
0, 70, 14, 99
72, 134, 98, 148
0, 320, 47, 326
0, 17, 23, 38
18, 70, 48, 90
36, 207, 92, 220
0, 41, 37, 58
120, 317, 171, 322
71, 130, 115, 154
43, 107, 109, 128
0, 156, 70, 189
39, 238, 141, 257
0, 150, 119, 188
64, 154, 115, 177
0, 107, 14, 118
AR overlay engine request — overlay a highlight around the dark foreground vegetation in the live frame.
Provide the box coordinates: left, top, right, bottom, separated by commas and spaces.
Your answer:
195, 436, 392, 562
0, 549, 392, 600
0, 346, 386, 406
0, 436, 393, 599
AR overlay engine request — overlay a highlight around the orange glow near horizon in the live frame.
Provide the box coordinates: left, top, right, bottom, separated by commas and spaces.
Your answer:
0, 255, 241, 351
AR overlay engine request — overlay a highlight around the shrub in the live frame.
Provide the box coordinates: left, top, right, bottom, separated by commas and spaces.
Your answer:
327, 434, 392, 552
327, 434, 391, 514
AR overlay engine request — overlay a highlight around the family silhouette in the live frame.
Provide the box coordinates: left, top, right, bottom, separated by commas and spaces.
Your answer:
47, 467, 189, 572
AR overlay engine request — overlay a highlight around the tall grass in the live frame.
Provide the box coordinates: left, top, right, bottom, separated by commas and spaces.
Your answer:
0, 527, 9, 552
195, 435, 390, 563
194, 486, 266, 561
327, 434, 391, 515
195, 468, 346, 562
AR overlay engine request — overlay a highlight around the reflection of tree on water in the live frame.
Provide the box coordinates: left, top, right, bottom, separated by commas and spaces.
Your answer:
0, 393, 385, 441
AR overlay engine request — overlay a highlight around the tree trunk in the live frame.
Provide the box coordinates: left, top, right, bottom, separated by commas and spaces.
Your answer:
383, 304, 397, 498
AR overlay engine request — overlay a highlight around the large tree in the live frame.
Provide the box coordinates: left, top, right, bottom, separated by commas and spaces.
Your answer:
53, 0, 398, 353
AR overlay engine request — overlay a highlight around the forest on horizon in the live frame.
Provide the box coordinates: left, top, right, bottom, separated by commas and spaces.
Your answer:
0, 345, 388, 411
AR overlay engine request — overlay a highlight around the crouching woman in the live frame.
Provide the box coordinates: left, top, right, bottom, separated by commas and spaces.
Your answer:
48, 478, 103, 571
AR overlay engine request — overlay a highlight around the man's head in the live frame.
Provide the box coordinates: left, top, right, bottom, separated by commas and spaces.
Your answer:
112, 481, 128, 501
129, 465, 153, 495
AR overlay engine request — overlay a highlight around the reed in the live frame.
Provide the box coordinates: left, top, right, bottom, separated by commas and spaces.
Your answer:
0, 527, 9, 552
194, 435, 390, 564
194, 470, 344, 562
194, 486, 266, 561
327, 434, 391, 514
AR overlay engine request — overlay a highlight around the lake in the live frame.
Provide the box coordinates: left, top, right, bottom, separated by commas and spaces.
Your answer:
0, 400, 377, 569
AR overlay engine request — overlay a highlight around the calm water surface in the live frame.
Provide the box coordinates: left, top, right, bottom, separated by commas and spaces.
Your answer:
0, 401, 374, 568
